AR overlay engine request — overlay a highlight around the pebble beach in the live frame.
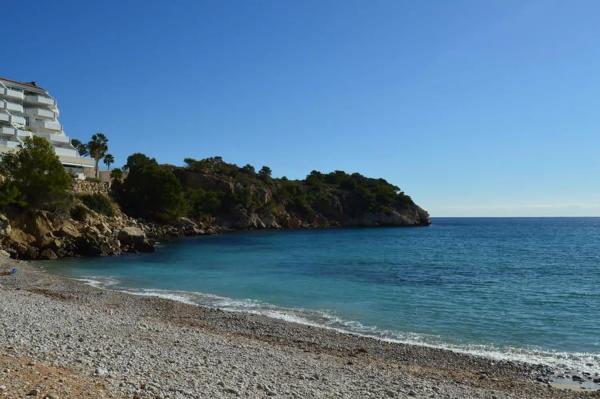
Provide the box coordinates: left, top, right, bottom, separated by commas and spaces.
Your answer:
0, 259, 598, 399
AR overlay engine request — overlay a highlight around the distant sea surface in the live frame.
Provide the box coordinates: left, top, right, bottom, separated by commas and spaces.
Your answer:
40, 218, 600, 373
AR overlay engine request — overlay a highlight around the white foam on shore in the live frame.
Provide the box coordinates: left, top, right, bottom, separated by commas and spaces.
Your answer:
77, 276, 600, 375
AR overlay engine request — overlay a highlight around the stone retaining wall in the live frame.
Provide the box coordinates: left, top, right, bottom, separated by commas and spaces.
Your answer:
73, 180, 110, 195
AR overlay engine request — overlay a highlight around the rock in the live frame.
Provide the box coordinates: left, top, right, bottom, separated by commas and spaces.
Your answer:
0, 249, 10, 258
7, 227, 35, 247
22, 210, 55, 245
74, 234, 115, 257
118, 227, 154, 252
39, 248, 58, 260
27, 388, 40, 396
593, 377, 600, 383
0, 214, 11, 236
223, 387, 239, 395
572, 375, 584, 382
95, 367, 108, 377
175, 217, 204, 235
59, 221, 81, 239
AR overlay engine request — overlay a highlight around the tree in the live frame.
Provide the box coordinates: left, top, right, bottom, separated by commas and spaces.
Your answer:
110, 168, 123, 181
0, 136, 72, 210
116, 153, 185, 223
258, 166, 272, 179
103, 154, 114, 170
87, 133, 109, 178
124, 152, 154, 171
241, 164, 256, 175
70, 139, 88, 156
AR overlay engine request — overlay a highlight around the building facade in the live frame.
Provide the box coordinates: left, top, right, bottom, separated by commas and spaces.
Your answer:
0, 76, 94, 177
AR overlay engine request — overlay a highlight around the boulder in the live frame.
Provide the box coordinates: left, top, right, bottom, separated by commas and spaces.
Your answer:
59, 221, 81, 239
0, 214, 11, 236
74, 233, 118, 257
39, 248, 58, 260
118, 226, 145, 243
7, 227, 35, 247
175, 217, 205, 236
117, 227, 154, 252
21, 211, 56, 246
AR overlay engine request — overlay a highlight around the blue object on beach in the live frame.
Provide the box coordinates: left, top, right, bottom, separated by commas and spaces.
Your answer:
10, 268, 16, 274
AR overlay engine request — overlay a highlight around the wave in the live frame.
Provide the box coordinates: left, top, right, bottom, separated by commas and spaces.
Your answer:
76, 276, 600, 375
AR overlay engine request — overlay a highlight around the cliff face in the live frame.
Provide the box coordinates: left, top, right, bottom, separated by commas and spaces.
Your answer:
0, 158, 430, 260
172, 162, 431, 230
0, 209, 218, 260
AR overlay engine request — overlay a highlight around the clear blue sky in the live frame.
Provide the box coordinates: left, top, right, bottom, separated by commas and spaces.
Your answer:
2, 0, 599, 216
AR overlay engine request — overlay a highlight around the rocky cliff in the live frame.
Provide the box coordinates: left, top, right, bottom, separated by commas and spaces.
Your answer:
167, 159, 431, 230
0, 156, 431, 260
0, 209, 216, 260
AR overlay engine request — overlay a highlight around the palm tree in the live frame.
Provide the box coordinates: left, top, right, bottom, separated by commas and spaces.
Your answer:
103, 154, 114, 170
87, 133, 109, 178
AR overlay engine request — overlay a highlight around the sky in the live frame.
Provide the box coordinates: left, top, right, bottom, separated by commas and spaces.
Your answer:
2, 0, 599, 217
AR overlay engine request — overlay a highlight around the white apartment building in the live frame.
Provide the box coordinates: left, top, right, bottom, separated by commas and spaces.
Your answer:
0, 76, 94, 177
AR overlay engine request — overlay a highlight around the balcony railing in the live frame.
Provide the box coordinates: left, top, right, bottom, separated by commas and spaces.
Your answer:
0, 111, 8, 123
0, 101, 24, 113
54, 135, 69, 144
0, 126, 16, 136
9, 115, 26, 127
29, 119, 62, 132
0, 139, 22, 149
0, 126, 31, 138
54, 146, 78, 157
0, 87, 25, 101
24, 94, 55, 107
17, 130, 32, 139
25, 107, 55, 119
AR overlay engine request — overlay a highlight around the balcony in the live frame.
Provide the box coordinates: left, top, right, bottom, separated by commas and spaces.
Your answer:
0, 111, 8, 123
54, 146, 79, 158
0, 101, 24, 114
24, 94, 55, 107
25, 107, 55, 119
0, 126, 17, 136
0, 140, 21, 150
10, 115, 26, 127
17, 130, 32, 139
38, 132, 70, 144
0, 87, 25, 101
29, 119, 62, 132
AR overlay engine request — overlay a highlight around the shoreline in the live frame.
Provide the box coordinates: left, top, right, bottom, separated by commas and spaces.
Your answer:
1, 260, 598, 398
68, 272, 600, 378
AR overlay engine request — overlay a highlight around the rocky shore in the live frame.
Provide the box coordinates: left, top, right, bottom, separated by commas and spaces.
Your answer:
0, 260, 598, 399
0, 202, 428, 261
0, 208, 217, 260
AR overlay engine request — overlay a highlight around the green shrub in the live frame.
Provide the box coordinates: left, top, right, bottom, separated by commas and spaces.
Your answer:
186, 188, 222, 217
0, 136, 72, 210
110, 168, 123, 180
79, 194, 114, 216
116, 153, 185, 223
70, 204, 89, 221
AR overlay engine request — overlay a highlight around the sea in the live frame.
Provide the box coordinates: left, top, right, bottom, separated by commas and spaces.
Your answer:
38, 217, 600, 375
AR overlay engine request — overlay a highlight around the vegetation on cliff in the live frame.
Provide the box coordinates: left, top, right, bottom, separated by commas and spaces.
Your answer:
112, 155, 430, 228
0, 138, 429, 259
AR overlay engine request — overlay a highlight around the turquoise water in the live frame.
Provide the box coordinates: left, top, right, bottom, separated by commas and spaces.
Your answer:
40, 218, 600, 373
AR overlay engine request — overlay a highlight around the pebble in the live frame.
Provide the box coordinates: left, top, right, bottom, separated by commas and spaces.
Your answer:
0, 261, 585, 399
